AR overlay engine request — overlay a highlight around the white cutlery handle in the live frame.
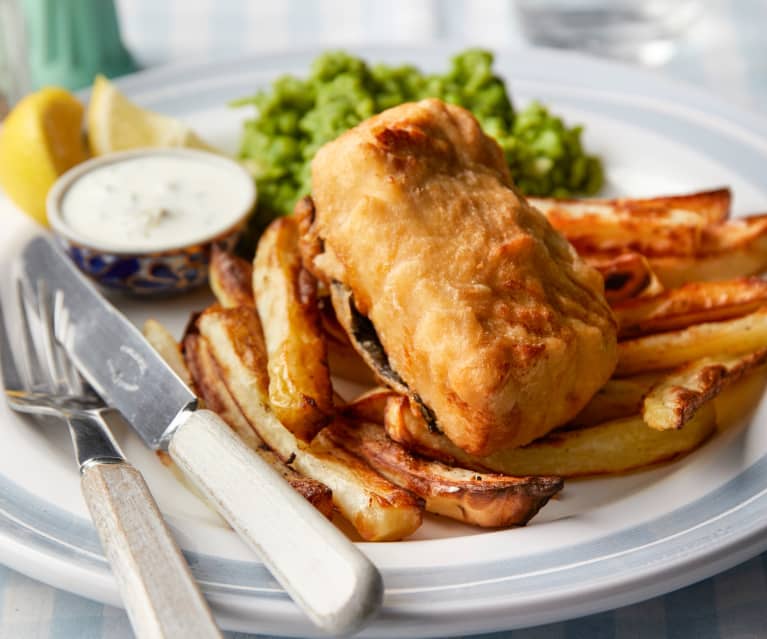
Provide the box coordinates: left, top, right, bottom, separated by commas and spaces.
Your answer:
169, 409, 383, 635
81, 460, 222, 639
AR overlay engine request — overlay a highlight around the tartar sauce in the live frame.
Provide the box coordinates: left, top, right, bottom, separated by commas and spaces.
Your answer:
59, 152, 254, 252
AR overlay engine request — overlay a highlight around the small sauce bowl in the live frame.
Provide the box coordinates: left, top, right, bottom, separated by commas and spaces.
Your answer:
47, 148, 256, 295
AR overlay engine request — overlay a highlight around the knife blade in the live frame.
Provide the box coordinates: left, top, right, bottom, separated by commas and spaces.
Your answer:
20, 235, 383, 635
21, 239, 196, 450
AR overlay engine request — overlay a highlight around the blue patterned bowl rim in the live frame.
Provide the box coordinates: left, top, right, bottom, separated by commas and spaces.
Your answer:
46, 147, 257, 255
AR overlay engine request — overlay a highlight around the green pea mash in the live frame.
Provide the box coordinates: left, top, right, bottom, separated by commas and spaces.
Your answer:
233, 49, 603, 239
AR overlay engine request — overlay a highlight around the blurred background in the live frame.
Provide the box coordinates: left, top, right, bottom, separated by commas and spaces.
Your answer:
2, 2, 767, 638
2, 0, 767, 117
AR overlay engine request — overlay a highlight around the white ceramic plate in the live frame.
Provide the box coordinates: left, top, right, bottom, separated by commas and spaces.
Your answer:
2, 46, 767, 638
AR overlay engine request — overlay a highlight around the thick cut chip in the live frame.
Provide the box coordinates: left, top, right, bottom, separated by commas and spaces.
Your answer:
209, 246, 255, 308
142, 319, 192, 387
714, 365, 767, 429
584, 252, 664, 304
616, 307, 767, 376
384, 395, 716, 478
649, 214, 767, 288
197, 305, 424, 541
341, 388, 399, 424
650, 253, 767, 290
325, 420, 562, 528
569, 373, 662, 428
530, 188, 731, 225
614, 278, 767, 339
699, 213, 767, 253
183, 329, 334, 518
253, 216, 334, 441
531, 189, 731, 257
642, 348, 767, 431
531, 200, 705, 257
183, 331, 262, 450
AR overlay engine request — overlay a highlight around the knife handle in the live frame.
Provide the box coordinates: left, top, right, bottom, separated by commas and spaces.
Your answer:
81, 459, 222, 639
168, 409, 383, 636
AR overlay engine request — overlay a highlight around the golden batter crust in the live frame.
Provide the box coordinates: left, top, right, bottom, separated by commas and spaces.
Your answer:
309, 99, 618, 455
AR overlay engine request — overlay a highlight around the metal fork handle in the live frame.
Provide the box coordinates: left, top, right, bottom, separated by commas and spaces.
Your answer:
74, 412, 221, 639
68, 410, 124, 468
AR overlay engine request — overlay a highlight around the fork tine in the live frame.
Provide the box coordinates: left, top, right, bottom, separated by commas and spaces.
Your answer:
16, 278, 47, 390
53, 289, 83, 396
0, 297, 25, 393
35, 278, 70, 394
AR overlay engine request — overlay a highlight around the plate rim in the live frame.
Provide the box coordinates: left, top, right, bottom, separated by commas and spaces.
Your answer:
4, 44, 767, 637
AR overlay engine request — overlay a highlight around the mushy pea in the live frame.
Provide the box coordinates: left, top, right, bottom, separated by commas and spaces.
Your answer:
233, 49, 604, 238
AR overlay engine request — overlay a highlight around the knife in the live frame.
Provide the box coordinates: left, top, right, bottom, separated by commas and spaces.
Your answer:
21, 235, 383, 635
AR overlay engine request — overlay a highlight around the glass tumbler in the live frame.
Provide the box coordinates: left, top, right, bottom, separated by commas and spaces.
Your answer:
515, 0, 705, 66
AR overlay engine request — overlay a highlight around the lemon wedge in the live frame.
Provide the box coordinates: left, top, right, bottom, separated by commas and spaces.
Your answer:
0, 87, 88, 226
87, 74, 213, 155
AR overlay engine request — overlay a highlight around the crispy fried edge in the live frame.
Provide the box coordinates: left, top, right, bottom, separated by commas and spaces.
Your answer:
196, 305, 424, 541
642, 348, 767, 431
614, 277, 767, 339
700, 213, 767, 253
547, 211, 704, 257
326, 419, 562, 528
568, 373, 662, 428
384, 395, 717, 478
584, 252, 664, 304
341, 388, 398, 424
649, 215, 767, 288
616, 306, 767, 376
183, 326, 334, 518
209, 245, 255, 308
529, 188, 731, 224
530, 191, 728, 257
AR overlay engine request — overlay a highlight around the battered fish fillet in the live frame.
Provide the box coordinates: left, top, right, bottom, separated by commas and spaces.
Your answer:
307, 98, 618, 456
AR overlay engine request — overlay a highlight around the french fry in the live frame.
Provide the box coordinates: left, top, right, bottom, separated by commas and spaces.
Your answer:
341, 387, 398, 424
384, 395, 717, 478
294, 195, 325, 282
142, 319, 192, 387
531, 190, 730, 258
584, 252, 664, 303
183, 329, 334, 518
196, 183, 767, 533
530, 188, 731, 225
209, 245, 255, 308
616, 307, 767, 376
649, 214, 767, 288
649, 252, 767, 290
714, 365, 767, 429
547, 211, 702, 257
253, 216, 334, 441
325, 420, 563, 528
614, 278, 767, 339
197, 305, 424, 541
642, 348, 767, 431
568, 373, 662, 427
700, 213, 767, 252
143, 321, 211, 504
183, 331, 262, 450
530, 192, 720, 257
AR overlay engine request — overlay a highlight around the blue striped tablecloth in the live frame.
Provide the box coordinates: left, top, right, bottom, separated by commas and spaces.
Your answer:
2, 1, 767, 637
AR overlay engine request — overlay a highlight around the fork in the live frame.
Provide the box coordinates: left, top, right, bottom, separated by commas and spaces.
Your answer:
0, 278, 222, 639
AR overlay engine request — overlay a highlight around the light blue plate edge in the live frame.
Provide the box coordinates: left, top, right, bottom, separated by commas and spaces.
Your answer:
4, 45, 767, 636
